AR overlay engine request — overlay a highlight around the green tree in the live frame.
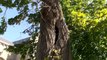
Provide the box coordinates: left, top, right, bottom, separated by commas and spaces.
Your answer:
1, 0, 107, 60
61, 0, 107, 60
0, 0, 70, 60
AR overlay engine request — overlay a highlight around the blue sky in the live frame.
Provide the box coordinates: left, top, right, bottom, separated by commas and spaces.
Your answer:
0, 6, 30, 42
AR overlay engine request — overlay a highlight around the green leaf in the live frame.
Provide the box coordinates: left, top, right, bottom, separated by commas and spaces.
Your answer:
0, 8, 2, 13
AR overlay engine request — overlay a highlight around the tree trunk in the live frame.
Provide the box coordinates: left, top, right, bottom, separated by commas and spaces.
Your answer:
37, 0, 70, 60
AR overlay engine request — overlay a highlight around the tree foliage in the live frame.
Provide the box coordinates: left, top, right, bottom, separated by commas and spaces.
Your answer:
0, 0, 40, 34
0, 8, 2, 13
61, 0, 107, 60
1, 0, 107, 60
